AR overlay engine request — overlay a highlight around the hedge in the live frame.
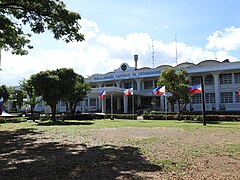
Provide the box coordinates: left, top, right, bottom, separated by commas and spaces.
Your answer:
143, 114, 240, 121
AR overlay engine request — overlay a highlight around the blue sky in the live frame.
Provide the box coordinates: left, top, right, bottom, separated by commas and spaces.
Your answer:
1, 0, 240, 86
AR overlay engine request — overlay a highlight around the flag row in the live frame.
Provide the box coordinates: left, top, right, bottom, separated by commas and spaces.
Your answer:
99, 86, 240, 98
153, 84, 202, 95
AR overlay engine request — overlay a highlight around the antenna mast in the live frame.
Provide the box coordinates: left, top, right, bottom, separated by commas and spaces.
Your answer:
152, 39, 155, 68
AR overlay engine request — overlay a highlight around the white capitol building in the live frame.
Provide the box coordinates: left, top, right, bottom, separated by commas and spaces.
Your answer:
35, 55, 240, 114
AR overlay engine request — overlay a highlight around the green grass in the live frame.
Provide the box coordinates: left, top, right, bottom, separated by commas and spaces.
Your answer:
1, 119, 240, 132
150, 159, 190, 172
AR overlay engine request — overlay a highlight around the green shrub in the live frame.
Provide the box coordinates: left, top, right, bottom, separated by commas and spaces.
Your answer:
105, 114, 138, 120
62, 114, 93, 120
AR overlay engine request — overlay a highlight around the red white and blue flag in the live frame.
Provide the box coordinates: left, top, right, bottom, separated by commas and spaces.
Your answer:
189, 84, 202, 94
99, 90, 106, 98
238, 88, 240, 96
153, 86, 164, 95
153, 86, 172, 96
124, 88, 133, 96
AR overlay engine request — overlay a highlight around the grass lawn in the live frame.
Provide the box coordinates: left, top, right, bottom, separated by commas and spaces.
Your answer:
0, 119, 240, 179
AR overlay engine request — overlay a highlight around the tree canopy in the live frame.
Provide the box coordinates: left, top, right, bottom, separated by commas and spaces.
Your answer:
0, 84, 9, 101
64, 74, 90, 114
20, 78, 40, 116
0, 0, 84, 55
157, 68, 190, 118
29, 68, 89, 120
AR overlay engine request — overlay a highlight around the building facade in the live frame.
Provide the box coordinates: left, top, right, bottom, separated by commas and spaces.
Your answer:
80, 58, 240, 114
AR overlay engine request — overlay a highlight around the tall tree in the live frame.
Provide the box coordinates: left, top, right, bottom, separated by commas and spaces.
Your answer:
0, 85, 10, 113
20, 78, 41, 116
30, 70, 61, 120
0, 85, 10, 101
29, 68, 87, 120
0, 0, 84, 55
65, 75, 90, 114
157, 68, 190, 119
9, 88, 25, 111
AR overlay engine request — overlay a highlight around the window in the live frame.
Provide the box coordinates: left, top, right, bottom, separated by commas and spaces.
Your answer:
192, 94, 202, 104
219, 73, 232, 84
76, 101, 81, 106
123, 82, 132, 89
61, 101, 66, 107
236, 92, 240, 103
105, 82, 115, 87
205, 93, 215, 103
220, 92, 233, 103
90, 83, 97, 88
90, 98, 96, 106
234, 72, 240, 83
191, 76, 201, 85
143, 80, 153, 89
205, 75, 214, 85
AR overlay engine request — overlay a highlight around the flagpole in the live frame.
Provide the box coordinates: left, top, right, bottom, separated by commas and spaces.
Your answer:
200, 76, 206, 126
165, 95, 167, 120
101, 98, 104, 113
160, 95, 161, 111
132, 94, 134, 120
110, 92, 114, 120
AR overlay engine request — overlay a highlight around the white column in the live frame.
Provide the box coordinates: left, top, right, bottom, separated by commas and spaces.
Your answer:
96, 98, 98, 110
152, 79, 155, 89
213, 73, 220, 110
233, 92, 236, 103
160, 96, 164, 111
98, 83, 103, 87
98, 98, 101, 110
137, 96, 141, 108
102, 98, 106, 113
88, 98, 90, 111
136, 79, 141, 91
123, 95, 128, 113
117, 98, 121, 110
116, 81, 120, 88
82, 99, 86, 112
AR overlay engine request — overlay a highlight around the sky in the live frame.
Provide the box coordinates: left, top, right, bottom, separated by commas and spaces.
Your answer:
1, 0, 240, 86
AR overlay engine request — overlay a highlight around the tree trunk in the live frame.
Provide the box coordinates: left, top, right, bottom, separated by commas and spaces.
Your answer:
73, 101, 78, 114
50, 104, 56, 121
69, 101, 74, 114
177, 99, 182, 120
30, 105, 34, 121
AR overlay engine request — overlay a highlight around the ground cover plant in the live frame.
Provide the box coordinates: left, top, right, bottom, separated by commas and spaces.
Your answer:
0, 119, 239, 179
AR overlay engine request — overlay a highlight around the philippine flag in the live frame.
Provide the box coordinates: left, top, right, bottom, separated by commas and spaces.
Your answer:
0, 97, 3, 102
124, 88, 133, 96
238, 88, 240, 96
189, 84, 202, 94
99, 90, 106, 98
153, 86, 164, 95
153, 86, 172, 96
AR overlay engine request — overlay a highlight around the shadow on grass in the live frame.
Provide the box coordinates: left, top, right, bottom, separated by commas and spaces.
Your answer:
0, 129, 162, 179
36, 121, 95, 126
183, 120, 221, 124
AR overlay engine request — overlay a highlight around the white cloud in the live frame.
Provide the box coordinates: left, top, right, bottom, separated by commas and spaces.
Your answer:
0, 19, 239, 87
206, 26, 240, 51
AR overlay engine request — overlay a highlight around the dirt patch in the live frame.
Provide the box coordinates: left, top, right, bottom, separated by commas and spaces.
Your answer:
0, 126, 240, 179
